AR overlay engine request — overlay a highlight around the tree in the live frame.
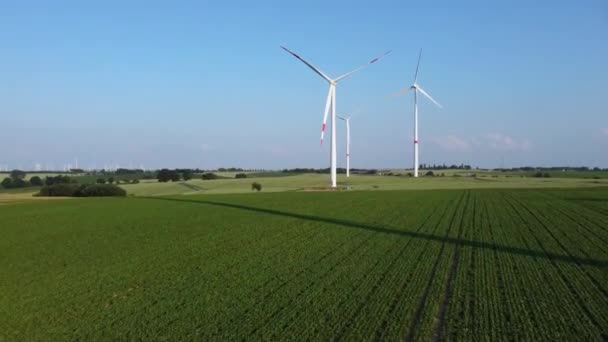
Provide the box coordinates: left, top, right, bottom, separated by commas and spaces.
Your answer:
169, 171, 181, 182
202, 173, 218, 180
10, 169, 26, 180
251, 182, 262, 191
1, 177, 13, 188
108, 177, 114, 184
425, 171, 435, 177
157, 169, 171, 182
30, 176, 43, 186
157, 169, 180, 182
14, 178, 28, 187
96, 178, 106, 184
235, 173, 247, 179
45, 175, 72, 186
182, 171, 193, 181
1, 176, 30, 188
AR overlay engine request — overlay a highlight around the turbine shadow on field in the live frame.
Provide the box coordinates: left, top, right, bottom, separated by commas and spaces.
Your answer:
145, 197, 608, 269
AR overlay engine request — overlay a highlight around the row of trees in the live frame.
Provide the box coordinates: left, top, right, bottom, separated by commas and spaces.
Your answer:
96, 177, 139, 184
157, 169, 252, 182
419, 164, 472, 170
493, 166, 607, 172
1, 170, 74, 189
157, 169, 195, 182
38, 184, 126, 197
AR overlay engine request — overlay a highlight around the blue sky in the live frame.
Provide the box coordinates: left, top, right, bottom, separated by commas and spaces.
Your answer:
1, 0, 606, 170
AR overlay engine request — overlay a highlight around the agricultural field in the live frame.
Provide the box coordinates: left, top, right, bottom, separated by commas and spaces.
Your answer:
118, 173, 608, 196
1, 187, 607, 340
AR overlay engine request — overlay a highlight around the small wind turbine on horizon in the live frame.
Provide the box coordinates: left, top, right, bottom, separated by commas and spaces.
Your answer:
337, 115, 351, 178
394, 49, 442, 177
281, 46, 390, 188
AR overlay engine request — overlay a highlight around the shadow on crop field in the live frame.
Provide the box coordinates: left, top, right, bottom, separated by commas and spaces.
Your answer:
143, 196, 608, 269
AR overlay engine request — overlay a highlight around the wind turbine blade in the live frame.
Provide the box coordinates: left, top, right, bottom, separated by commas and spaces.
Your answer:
417, 86, 442, 108
281, 46, 332, 83
335, 50, 392, 82
392, 86, 414, 97
414, 48, 422, 82
337, 116, 346, 121
320, 86, 333, 145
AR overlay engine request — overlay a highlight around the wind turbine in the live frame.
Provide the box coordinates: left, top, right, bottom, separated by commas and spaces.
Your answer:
281, 46, 390, 188
394, 49, 442, 177
337, 115, 351, 177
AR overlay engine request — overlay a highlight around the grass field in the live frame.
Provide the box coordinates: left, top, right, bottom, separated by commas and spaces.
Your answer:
1, 188, 607, 340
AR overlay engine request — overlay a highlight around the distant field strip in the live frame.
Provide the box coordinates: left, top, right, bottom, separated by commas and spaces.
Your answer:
178, 182, 204, 191
1, 189, 607, 340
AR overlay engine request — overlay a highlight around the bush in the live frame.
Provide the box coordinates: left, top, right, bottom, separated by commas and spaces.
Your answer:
30, 176, 43, 186
96, 178, 106, 184
38, 184, 82, 197
251, 182, 262, 191
425, 171, 435, 177
183, 171, 193, 181
108, 177, 115, 184
235, 173, 247, 179
131, 179, 140, 184
202, 173, 219, 180
533, 172, 551, 178
77, 184, 126, 197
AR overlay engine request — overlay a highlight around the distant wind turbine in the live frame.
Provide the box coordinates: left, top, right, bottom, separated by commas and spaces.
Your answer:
394, 49, 442, 177
337, 115, 351, 178
281, 46, 390, 187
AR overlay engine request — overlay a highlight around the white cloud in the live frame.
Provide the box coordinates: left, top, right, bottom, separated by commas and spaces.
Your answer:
429, 135, 471, 151
482, 132, 531, 151
262, 145, 288, 157
430, 132, 531, 152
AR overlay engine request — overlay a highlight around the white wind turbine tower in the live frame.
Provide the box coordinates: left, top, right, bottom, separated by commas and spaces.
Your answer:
337, 115, 351, 177
281, 46, 390, 188
395, 49, 442, 177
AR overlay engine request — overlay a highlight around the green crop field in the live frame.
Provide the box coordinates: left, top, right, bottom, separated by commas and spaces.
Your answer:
1, 187, 607, 340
